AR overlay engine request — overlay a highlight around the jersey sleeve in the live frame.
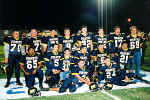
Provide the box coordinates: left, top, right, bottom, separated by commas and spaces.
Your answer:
3, 36, 10, 45
19, 56, 25, 66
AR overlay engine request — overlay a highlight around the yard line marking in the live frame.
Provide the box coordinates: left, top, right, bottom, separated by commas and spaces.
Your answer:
101, 90, 121, 100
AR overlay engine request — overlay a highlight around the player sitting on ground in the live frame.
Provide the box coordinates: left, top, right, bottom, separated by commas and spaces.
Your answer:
71, 60, 91, 88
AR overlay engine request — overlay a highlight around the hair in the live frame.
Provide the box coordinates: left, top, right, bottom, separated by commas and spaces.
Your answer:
114, 26, 120, 31
77, 59, 84, 64
104, 56, 110, 60
28, 46, 35, 51
30, 28, 37, 33
64, 28, 70, 34
98, 27, 104, 30
12, 29, 20, 34
64, 48, 70, 51
81, 25, 87, 29
121, 41, 128, 45
51, 44, 58, 48
81, 45, 87, 49
130, 26, 137, 31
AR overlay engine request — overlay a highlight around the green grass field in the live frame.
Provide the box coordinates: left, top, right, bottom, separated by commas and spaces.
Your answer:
12, 87, 150, 100
1, 42, 150, 100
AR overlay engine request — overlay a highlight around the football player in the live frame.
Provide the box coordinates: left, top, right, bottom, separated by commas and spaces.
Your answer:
127, 26, 144, 77
71, 60, 91, 87
93, 27, 108, 51
91, 44, 109, 68
19, 46, 44, 90
3, 30, 24, 88
44, 44, 62, 87
26, 29, 46, 55
73, 46, 91, 70
98, 57, 127, 87
75, 25, 93, 52
116, 42, 133, 82
59, 48, 75, 81
109, 26, 127, 56
59, 28, 74, 52
45, 29, 60, 53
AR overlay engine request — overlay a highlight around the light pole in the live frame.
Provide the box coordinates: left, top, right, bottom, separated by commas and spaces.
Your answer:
97, 0, 113, 34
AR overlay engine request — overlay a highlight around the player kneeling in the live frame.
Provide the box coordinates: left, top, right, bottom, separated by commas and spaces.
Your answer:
19, 46, 47, 94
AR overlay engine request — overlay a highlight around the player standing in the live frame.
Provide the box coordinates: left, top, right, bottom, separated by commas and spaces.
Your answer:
3, 30, 24, 88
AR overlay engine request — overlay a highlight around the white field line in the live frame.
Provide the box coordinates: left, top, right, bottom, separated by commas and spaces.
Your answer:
101, 90, 121, 100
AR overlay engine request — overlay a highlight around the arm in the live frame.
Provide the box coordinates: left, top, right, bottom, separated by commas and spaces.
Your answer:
75, 74, 91, 85
4, 44, 9, 64
20, 64, 30, 75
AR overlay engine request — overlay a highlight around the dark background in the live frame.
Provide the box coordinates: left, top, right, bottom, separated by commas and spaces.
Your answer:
0, 0, 150, 33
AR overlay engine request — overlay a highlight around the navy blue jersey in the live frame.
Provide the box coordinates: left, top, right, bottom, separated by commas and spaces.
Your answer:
93, 35, 108, 49
44, 52, 62, 70
98, 63, 119, 81
75, 33, 93, 52
109, 34, 127, 53
3, 37, 25, 55
73, 51, 90, 66
127, 35, 143, 53
19, 54, 43, 72
46, 36, 59, 52
26, 37, 43, 53
72, 65, 89, 80
92, 50, 109, 67
59, 37, 74, 51
59, 56, 75, 72
117, 49, 132, 69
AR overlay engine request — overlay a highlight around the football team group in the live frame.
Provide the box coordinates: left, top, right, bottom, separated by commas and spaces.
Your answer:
2, 25, 147, 95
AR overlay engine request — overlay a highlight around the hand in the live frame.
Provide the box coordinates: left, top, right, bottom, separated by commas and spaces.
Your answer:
112, 53, 115, 57
5, 58, 8, 64
87, 81, 91, 86
25, 72, 30, 75
64, 68, 69, 72
52, 69, 57, 74
85, 78, 91, 86
32, 69, 37, 74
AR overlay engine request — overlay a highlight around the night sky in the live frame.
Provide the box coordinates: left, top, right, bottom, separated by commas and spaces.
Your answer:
0, 0, 150, 33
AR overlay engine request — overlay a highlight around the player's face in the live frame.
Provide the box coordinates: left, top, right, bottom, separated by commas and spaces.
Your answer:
64, 29, 70, 36
53, 45, 58, 51
122, 43, 128, 50
81, 27, 87, 34
64, 50, 70, 56
31, 29, 37, 38
114, 28, 120, 35
78, 60, 85, 68
77, 41, 82, 47
98, 44, 104, 51
131, 28, 137, 35
29, 48, 35, 55
104, 58, 111, 66
137, 32, 142, 37
98, 29, 104, 36
81, 47, 87, 53
50, 30, 57, 37
13, 31, 19, 39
